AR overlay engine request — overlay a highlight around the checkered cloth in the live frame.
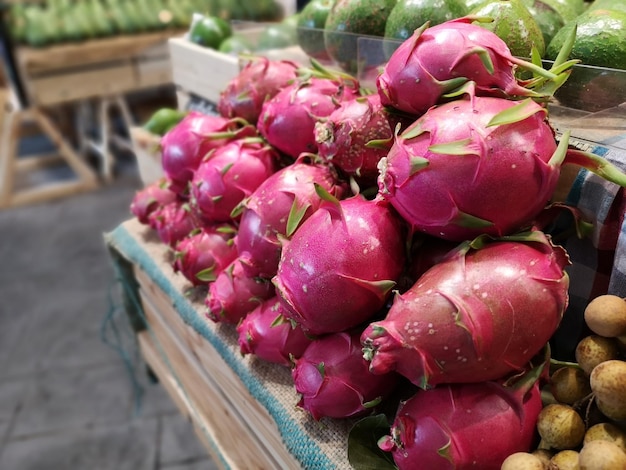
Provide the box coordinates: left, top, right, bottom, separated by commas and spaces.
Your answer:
550, 140, 626, 360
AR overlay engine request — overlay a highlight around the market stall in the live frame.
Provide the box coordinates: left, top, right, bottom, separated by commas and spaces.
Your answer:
107, 1, 626, 469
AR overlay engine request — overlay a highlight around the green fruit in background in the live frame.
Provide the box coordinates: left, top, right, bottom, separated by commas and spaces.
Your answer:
587, 0, 626, 14
522, 0, 565, 45
384, 0, 468, 44
470, 0, 546, 57
324, 0, 396, 74
8, 4, 28, 43
189, 16, 231, 49
546, 9, 626, 69
144, 108, 187, 136
257, 23, 297, 50
539, 0, 586, 22
297, 0, 335, 61
218, 34, 255, 54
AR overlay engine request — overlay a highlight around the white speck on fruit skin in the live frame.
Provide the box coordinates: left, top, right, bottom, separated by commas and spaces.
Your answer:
511, 164, 517, 169
473, 283, 480, 290
302, 284, 308, 293
481, 292, 488, 299
428, 329, 435, 335
529, 260, 537, 266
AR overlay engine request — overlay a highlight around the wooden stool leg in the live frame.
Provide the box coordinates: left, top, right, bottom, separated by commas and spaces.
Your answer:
0, 108, 20, 207
33, 109, 99, 185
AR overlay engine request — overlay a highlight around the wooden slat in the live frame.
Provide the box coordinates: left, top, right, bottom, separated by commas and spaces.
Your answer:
137, 286, 282, 470
14, 30, 184, 76
134, 266, 302, 470
169, 37, 240, 104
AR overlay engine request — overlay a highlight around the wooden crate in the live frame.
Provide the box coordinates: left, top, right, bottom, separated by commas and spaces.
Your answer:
169, 30, 310, 105
13, 30, 184, 106
106, 219, 354, 470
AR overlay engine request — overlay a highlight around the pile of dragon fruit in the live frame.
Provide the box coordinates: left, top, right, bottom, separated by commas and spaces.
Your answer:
130, 17, 626, 469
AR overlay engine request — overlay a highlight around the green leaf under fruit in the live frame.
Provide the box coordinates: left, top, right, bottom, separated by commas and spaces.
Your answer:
347, 415, 397, 470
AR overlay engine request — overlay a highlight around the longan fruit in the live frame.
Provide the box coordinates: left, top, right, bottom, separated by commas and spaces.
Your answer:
575, 335, 620, 376
501, 452, 546, 469
550, 366, 592, 405
537, 404, 586, 450
584, 294, 626, 338
578, 439, 626, 470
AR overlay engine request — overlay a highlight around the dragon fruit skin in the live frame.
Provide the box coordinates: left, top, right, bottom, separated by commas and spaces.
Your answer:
292, 330, 400, 421
217, 57, 299, 124
361, 231, 570, 388
160, 112, 255, 196
236, 296, 314, 367
205, 256, 275, 324
235, 158, 346, 279
257, 77, 360, 159
130, 178, 178, 224
173, 225, 238, 286
378, 373, 544, 470
377, 17, 540, 116
189, 139, 279, 224
273, 195, 407, 335
378, 95, 562, 242
314, 94, 393, 187
147, 200, 199, 248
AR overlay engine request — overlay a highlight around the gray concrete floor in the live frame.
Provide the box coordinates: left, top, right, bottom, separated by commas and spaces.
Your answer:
0, 152, 218, 469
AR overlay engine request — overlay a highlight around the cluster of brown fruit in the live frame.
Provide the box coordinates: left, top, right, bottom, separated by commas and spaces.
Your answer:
502, 294, 626, 470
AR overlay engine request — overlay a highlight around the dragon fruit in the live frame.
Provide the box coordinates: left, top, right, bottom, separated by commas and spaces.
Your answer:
147, 200, 199, 247
378, 365, 545, 469
314, 94, 393, 187
235, 157, 346, 279
173, 225, 238, 286
378, 95, 626, 242
257, 75, 360, 159
130, 178, 177, 224
205, 256, 275, 324
361, 230, 570, 388
189, 138, 279, 224
160, 112, 255, 196
236, 296, 314, 366
292, 330, 400, 420
273, 193, 407, 335
217, 57, 299, 124
377, 16, 565, 117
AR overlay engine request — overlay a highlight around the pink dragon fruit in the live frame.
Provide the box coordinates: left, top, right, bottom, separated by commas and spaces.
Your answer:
292, 330, 400, 420
314, 94, 393, 187
205, 256, 275, 324
257, 76, 360, 159
236, 296, 314, 366
361, 230, 570, 388
173, 225, 238, 286
130, 178, 178, 224
217, 57, 299, 124
377, 95, 626, 241
378, 365, 545, 469
160, 112, 255, 195
189, 138, 279, 224
235, 157, 346, 279
148, 200, 199, 247
377, 16, 563, 117
273, 193, 407, 335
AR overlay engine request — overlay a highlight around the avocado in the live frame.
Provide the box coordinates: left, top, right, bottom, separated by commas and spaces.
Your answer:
297, 0, 335, 61
539, 0, 586, 22
257, 23, 297, 51
384, 0, 468, 44
470, 0, 546, 57
324, 0, 396, 74
587, 0, 626, 14
522, 0, 565, 46
546, 8, 626, 69
218, 34, 255, 54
